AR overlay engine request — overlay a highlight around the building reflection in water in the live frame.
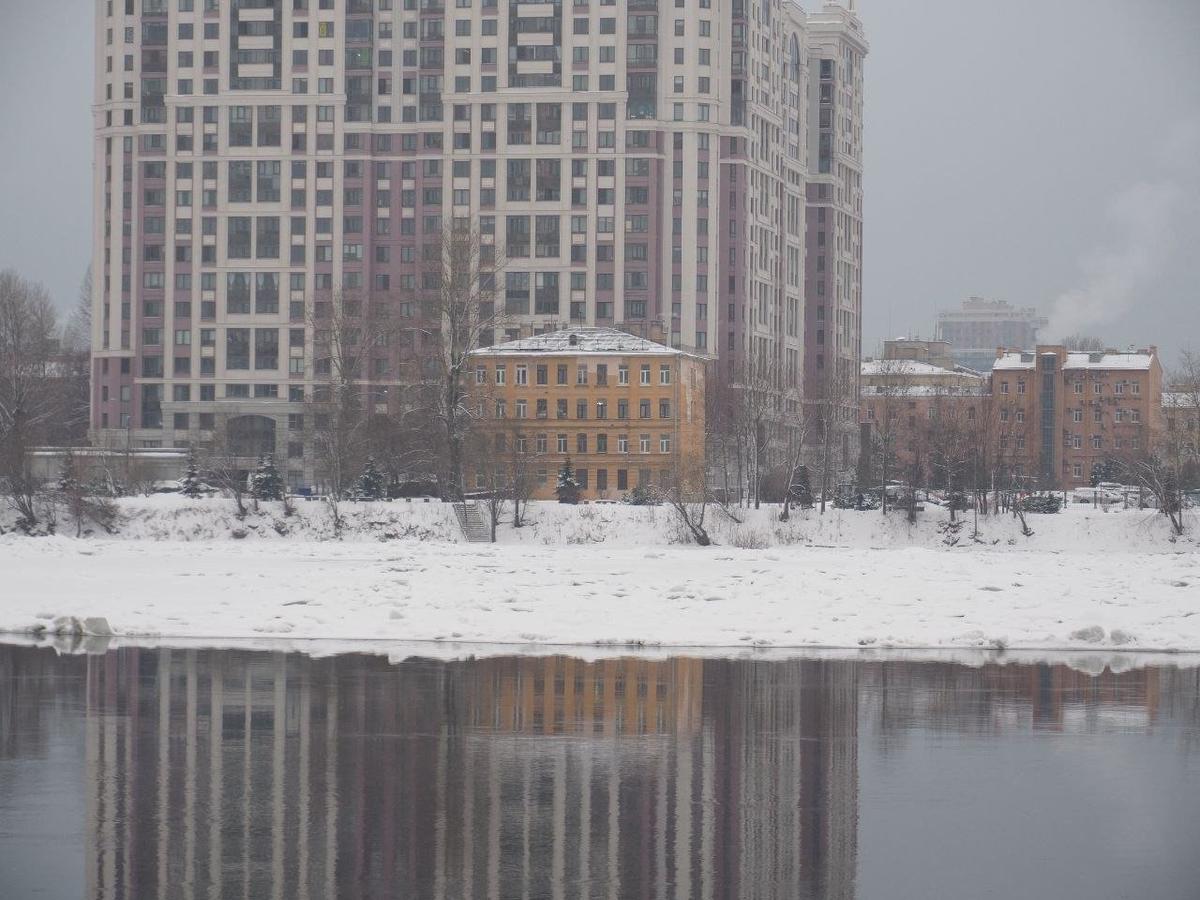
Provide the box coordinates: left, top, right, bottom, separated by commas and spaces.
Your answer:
79, 650, 860, 899
61, 647, 1188, 900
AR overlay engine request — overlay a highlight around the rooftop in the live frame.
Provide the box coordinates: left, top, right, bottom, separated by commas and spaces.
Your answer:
861, 359, 984, 379
470, 327, 690, 357
992, 349, 1157, 372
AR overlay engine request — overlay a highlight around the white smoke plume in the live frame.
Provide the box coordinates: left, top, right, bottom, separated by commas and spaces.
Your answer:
1044, 120, 1199, 341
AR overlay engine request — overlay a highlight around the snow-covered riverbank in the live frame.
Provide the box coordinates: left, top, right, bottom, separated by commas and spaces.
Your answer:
2, 502, 1197, 652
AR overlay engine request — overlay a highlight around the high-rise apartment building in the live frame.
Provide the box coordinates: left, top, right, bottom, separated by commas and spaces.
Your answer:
90, 0, 866, 488
936, 297, 1048, 374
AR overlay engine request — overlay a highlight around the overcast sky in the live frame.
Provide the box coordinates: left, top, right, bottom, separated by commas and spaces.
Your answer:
0, 0, 1197, 363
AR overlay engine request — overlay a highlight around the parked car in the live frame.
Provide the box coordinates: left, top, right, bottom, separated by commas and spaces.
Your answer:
1071, 488, 1123, 505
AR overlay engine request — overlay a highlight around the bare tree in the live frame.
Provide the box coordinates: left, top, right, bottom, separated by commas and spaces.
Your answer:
201, 416, 249, 517
503, 420, 544, 528
926, 385, 980, 524
964, 394, 999, 521
1166, 349, 1200, 492
1062, 334, 1107, 352
777, 399, 811, 522
419, 223, 508, 500
704, 369, 741, 505
665, 426, 713, 545
990, 387, 1035, 533
463, 426, 505, 542
307, 290, 409, 526
0, 270, 61, 526
812, 360, 857, 513
55, 448, 117, 537
61, 267, 93, 353
1109, 360, 1197, 536
863, 358, 916, 515
737, 364, 776, 510
1105, 441, 1185, 534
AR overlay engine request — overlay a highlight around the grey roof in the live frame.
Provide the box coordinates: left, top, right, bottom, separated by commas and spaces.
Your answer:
470, 327, 688, 357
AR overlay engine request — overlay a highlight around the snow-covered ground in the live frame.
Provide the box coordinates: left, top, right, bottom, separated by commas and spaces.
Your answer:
1, 496, 1197, 655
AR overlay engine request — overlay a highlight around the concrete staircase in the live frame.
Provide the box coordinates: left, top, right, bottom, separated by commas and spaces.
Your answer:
452, 501, 493, 542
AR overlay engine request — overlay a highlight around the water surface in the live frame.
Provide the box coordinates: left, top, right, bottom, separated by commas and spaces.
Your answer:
0, 644, 1197, 898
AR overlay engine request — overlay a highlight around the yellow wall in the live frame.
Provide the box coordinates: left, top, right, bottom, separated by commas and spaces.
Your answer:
467, 350, 706, 500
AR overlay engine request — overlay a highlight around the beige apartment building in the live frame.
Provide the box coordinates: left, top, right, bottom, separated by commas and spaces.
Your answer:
89, 0, 867, 489
466, 326, 705, 499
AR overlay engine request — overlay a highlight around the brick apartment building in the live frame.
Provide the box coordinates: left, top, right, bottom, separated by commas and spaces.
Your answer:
860, 341, 1164, 490
859, 340, 987, 483
991, 346, 1162, 488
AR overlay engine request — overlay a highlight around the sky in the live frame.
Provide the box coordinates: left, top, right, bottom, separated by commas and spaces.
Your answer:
0, 0, 1197, 364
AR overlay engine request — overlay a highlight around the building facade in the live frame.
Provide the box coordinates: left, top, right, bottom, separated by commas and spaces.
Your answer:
991, 346, 1163, 488
859, 339, 987, 486
90, 0, 866, 488
936, 297, 1048, 375
466, 326, 705, 499
859, 341, 1166, 491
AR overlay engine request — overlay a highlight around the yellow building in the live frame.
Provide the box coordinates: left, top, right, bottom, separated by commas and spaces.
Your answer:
467, 327, 706, 500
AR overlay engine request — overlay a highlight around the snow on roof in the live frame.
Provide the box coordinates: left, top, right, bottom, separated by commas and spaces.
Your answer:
991, 354, 1032, 371
992, 350, 1155, 372
470, 327, 689, 357
866, 384, 987, 397
1063, 351, 1154, 371
861, 359, 985, 381
862, 359, 964, 376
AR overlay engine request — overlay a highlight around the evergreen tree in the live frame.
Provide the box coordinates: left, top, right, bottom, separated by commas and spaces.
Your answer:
356, 456, 386, 500
181, 451, 204, 499
555, 457, 580, 504
789, 464, 814, 508
58, 454, 81, 497
251, 455, 285, 501
623, 483, 659, 505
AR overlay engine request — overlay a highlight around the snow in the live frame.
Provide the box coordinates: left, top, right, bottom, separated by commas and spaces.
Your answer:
993, 350, 1154, 372
469, 326, 693, 357
861, 359, 983, 379
1, 497, 1198, 657
1163, 391, 1199, 410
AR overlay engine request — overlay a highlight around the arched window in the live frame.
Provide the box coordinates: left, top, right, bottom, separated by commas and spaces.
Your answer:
789, 35, 802, 84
